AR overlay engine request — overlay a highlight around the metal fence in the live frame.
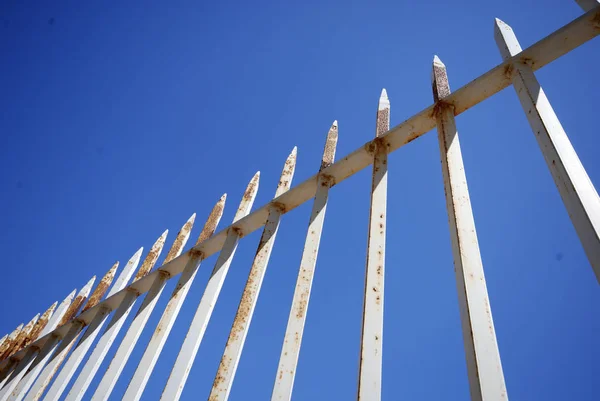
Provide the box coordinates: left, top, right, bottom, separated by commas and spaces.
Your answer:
1, 2, 599, 400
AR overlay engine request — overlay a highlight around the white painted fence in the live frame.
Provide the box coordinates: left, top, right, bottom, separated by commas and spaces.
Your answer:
1, 2, 598, 400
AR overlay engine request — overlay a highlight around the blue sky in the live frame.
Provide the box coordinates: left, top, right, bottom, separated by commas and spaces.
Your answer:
1, 0, 599, 400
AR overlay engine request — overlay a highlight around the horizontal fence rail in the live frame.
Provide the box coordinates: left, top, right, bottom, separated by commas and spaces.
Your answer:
1, 3, 599, 400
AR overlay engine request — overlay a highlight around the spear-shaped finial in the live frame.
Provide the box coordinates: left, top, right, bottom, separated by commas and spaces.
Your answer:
196, 194, 227, 245
2, 313, 40, 358
25, 301, 57, 348
83, 261, 119, 313
42, 289, 77, 336
58, 276, 96, 326
134, 230, 169, 281
164, 214, 197, 264
233, 172, 260, 223
493, 18, 522, 60
320, 121, 338, 171
0, 324, 24, 359
432, 55, 451, 103
107, 248, 143, 298
275, 147, 298, 197
376, 89, 390, 138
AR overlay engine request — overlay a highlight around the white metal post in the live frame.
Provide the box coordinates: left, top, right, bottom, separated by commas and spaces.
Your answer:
23, 264, 118, 401
64, 215, 196, 401
209, 148, 297, 401
4, 277, 97, 401
271, 122, 338, 401
156, 173, 260, 401
0, 284, 81, 401
432, 55, 507, 401
495, 19, 600, 283
0, 316, 39, 362
41, 246, 150, 401
91, 195, 226, 401
358, 90, 389, 401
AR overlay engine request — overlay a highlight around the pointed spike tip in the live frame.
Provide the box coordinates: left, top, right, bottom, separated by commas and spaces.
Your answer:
494, 17, 513, 37
378, 89, 390, 110
83, 276, 96, 291
433, 55, 445, 67
290, 146, 298, 156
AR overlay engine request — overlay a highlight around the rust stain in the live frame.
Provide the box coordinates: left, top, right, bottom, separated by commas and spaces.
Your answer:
59, 294, 87, 326
233, 173, 260, 223
164, 214, 196, 264
134, 231, 168, 281
196, 194, 227, 245
24, 301, 57, 349
244, 174, 259, 201
376, 109, 390, 138
320, 121, 338, 171
5, 314, 38, 358
83, 262, 118, 313
432, 58, 451, 103
0, 324, 23, 360
275, 147, 297, 196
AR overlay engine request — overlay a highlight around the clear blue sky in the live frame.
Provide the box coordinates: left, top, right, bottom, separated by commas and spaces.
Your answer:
1, 0, 599, 400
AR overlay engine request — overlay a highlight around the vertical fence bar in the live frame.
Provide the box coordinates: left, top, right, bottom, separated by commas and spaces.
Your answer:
0, 286, 79, 401
0, 325, 25, 389
42, 237, 164, 401
157, 173, 260, 401
209, 148, 297, 401
91, 195, 226, 401
3, 278, 97, 401
494, 18, 600, 283
358, 90, 389, 400
21, 303, 58, 357
2, 316, 39, 361
575, 0, 600, 11
271, 122, 338, 401
0, 301, 57, 387
0, 326, 24, 369
432, 55, 507, 400
64, 215, 196, 401
22, 263, 119, 401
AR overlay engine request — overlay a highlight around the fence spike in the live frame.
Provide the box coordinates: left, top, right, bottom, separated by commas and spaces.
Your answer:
432, 55, 507, 400
197, 194, 228, 246
91, 196, 227, 401
134, 231, 168, 282
357, 88, 390, 400
158, 174, 259, 401
2, 315, 39, 360
272, 122, 337, 401
0, 326, 24, 364
82, 262, 119, 313
209, 148, 297, 401
165, 214, 196, 264
26, 302, 57, 351
494, 18, 600, 283
0, 288, 76, 401
64, 216, 194, 401
58, 277, 96, 327
2, 280, 94, 401
19, 263, 118, 401
35, 250, 142, 401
